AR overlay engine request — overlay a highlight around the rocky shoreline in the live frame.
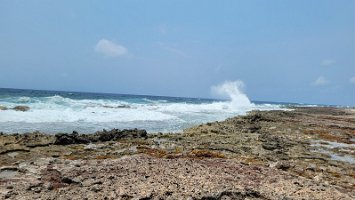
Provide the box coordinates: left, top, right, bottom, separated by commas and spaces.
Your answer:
0, 107, 354, 199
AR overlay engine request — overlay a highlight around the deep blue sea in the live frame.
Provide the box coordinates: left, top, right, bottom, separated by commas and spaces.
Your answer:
0, 88, 292, 134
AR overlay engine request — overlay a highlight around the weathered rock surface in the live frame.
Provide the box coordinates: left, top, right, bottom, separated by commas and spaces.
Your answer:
0, 155, 351, 200
0, 107, 354, 199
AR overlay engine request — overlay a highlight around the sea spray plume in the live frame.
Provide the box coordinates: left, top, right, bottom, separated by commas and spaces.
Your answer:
211, 80, 252, 109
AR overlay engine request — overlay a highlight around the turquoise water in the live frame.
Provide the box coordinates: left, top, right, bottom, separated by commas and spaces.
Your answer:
0, 88, 288, 133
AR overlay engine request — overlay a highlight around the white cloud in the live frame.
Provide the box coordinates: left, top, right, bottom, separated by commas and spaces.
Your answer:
321, 59, 336, 66
350, 76, 355, 84
312, 76, 329, 86
95, 39, 127, 57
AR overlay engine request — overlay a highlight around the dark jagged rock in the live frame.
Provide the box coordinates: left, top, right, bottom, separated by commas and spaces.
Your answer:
54, 129, 147, 145
54, 131, 91, 145
12, 106, 30, 112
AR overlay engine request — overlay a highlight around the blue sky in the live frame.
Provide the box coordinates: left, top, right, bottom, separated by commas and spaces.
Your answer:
0, 0, 354, 106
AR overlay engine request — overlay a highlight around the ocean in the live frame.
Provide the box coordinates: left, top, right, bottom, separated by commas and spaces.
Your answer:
0, 88, 289, 134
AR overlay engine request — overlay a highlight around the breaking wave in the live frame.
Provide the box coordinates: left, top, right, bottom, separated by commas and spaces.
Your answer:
0, 84, 285, 133
211, 80, 252, 109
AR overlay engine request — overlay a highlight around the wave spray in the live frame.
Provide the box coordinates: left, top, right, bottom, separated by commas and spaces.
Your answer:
211, 80, 252, 109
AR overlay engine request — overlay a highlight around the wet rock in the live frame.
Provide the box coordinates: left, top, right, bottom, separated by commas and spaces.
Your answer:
12, 105, 30, 112
54, 132, 90, 145
0, 105, 8, 110
103, 105, 130, 109
54, 129, 147, 145
96, 128, 147, 141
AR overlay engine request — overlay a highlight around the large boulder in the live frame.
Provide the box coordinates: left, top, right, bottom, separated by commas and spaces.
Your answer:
0, 105, 8, 110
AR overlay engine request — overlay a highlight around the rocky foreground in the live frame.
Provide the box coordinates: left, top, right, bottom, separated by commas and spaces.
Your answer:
0, 107, 354, 199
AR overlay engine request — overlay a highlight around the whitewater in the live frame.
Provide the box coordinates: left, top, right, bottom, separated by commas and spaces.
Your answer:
0, 82, 287, 133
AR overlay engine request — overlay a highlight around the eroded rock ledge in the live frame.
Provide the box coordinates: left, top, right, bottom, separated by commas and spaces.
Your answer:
0, 107, 354, 199
54, 128, 147, 145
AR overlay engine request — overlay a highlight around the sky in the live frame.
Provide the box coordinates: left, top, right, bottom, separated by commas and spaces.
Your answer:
0, 0, 354, 106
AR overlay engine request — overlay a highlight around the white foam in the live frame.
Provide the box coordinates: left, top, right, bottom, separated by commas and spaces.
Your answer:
0, 101, 178, 123
211, 80, 252, 109
142, 98, 168, 104
0, 86, 285, 133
